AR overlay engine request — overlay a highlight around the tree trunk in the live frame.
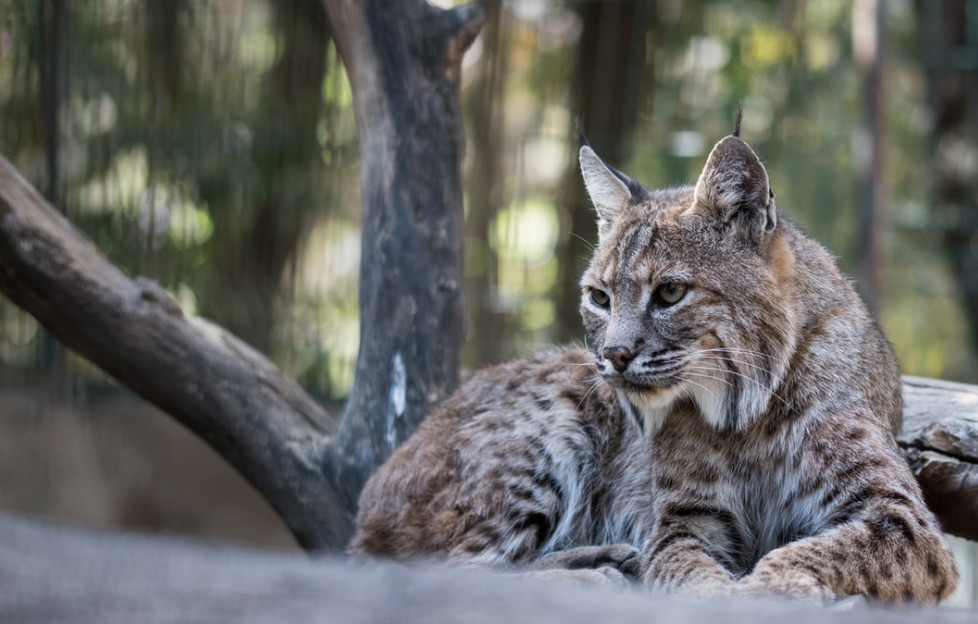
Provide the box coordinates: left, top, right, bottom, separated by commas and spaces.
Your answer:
916, 0, 978, 355
320, 0, 483, 528
553, 1, 655, 343
853, 0, 884, 315
463, 0, 510, 366
38, 0, 67, 208
202, 0, 331, 355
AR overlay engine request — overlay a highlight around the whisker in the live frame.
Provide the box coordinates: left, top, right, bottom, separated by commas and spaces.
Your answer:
681, 370, 733, 389
697, 354, 776, 377
684, 364, 789, 407
695, 346, 771, 357
678, 374, 717, 396
577, 379, 603, 410
689, 348, 781, 379
694, 347, 774, 364
570, 232, 596, 252
693, 348, 773, 365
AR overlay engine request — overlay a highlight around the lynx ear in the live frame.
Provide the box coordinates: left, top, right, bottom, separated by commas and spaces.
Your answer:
692, 135, 777, 245
579, 145, 644, 239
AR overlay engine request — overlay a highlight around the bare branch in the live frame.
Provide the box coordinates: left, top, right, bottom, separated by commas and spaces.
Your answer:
0, 153, 348, 549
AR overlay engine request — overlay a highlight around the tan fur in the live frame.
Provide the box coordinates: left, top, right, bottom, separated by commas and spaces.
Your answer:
350, 131, 958, 604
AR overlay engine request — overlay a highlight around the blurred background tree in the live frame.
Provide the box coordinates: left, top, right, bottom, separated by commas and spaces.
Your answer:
1, 0, 977, 601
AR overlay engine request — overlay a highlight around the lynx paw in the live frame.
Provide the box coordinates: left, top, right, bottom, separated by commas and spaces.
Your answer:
524, 565, 632, 589
533, 544, 639, 572
737, 569, 836, 603
654, 576, 738, 600
827, 595, 869, 611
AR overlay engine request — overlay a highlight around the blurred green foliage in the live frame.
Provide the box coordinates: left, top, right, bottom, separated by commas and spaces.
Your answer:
1, 0, 976, 402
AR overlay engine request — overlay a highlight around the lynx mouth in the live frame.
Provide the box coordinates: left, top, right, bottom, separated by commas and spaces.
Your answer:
592, 345, 694, 416
597, 365, 684, 405
598, 352, 685, 392
614, 374, 678, 393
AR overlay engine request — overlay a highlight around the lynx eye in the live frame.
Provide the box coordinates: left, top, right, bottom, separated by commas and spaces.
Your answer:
589, 288, 611, 309
655, 281, 687, 306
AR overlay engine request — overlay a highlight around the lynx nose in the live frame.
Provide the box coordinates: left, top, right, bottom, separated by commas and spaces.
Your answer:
603, 346, 636, 373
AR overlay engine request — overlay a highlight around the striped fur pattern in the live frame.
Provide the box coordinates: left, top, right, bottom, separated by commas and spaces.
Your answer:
350, 132, 958, 603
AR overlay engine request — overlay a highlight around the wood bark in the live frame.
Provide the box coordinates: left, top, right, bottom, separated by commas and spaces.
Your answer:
899, 376, 978, 540
2, 514, 976, 623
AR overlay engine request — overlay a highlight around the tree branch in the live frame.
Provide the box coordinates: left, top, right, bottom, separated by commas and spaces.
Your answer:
0, 153, 347, 549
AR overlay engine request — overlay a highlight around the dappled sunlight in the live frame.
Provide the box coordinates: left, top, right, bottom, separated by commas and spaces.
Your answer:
1, 0, 974, 394
0, 309, 40, 370
492, 199, 560, 269
76, 149, 149, 216
287, 218, 361, 397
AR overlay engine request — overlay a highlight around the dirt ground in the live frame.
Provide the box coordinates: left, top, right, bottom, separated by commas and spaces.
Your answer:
0, 380, 298, 551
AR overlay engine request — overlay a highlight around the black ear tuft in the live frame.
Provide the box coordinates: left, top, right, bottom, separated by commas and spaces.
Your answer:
577, 132, 645, 202
580, 144, 649, 240
733, 103, 744, 138
607, 163, 646, 201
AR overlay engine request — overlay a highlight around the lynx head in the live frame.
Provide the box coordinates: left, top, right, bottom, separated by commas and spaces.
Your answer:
578, 131, 797, 434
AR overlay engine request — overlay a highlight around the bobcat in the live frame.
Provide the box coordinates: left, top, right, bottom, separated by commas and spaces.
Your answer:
350, 119, 959, 603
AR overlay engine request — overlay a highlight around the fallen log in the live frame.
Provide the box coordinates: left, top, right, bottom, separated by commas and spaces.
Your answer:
899, 376, 978, 540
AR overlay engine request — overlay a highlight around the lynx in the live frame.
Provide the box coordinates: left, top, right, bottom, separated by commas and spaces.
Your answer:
350, 119, 959, 603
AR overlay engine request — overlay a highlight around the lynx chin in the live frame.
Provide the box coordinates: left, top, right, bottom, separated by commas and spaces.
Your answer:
350, 119, 959, 604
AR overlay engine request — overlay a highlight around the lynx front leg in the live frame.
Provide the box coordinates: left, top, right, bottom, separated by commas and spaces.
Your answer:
739, 497, 958, 604
637, 507, 740, 597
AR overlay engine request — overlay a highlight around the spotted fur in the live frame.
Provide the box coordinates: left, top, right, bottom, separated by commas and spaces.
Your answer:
350, 130, 958, 604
